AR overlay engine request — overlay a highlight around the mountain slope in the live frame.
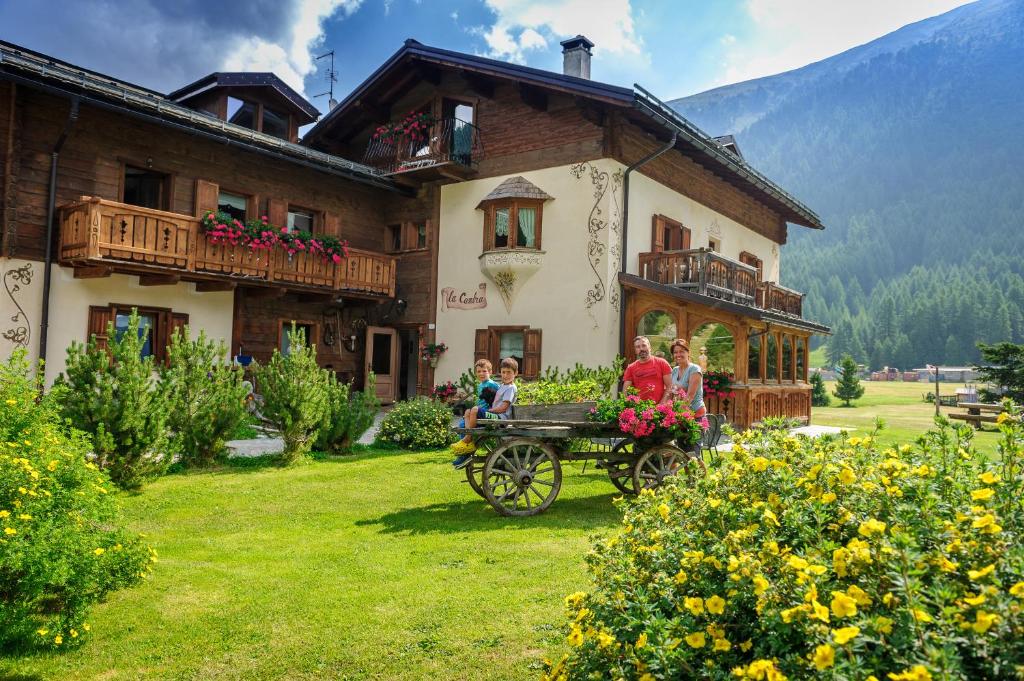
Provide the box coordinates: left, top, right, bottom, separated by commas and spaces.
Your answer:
670, 0, 1024, 368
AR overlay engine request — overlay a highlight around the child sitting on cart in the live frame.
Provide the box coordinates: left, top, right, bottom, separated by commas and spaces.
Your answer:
451, 357, 519, 468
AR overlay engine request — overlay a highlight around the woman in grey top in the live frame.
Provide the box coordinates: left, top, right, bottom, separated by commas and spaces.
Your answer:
668, 338, 707, 418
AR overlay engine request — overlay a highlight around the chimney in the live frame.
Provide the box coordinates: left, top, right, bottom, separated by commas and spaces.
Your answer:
560, 35, 594, 79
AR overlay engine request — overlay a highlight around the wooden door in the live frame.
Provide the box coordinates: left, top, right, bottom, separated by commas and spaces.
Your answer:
366, 326, 400, 405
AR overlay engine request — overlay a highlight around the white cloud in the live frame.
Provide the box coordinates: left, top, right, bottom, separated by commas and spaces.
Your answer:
478, 0, 643, 63
715, 0, 972, 87
224, 0, 362, 97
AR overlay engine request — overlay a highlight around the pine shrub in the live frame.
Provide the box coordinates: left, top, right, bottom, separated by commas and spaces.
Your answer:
544, 411, 1024, 680
833, 354, 865, 407
163, 327, 250, 467
376, 397, 456, 450
254, 326, 329, 463
315, 373, 380, 453
810, 372, 832, 407
55, 310, 170, 490
1, 350, 153, 649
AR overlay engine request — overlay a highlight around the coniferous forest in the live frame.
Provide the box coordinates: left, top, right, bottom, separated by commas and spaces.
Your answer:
672, 0, 1024, 369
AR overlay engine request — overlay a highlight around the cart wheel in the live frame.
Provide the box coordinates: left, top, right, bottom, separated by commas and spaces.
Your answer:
633, 445, 706, 492
482, 438, 562, 517
464, 438, 496, 499
605, 440, 638, 495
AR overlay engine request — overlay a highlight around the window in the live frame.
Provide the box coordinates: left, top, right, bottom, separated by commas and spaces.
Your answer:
766, 333, 778, 381
748, 332, 762, 381
474, 326, 542, 380
796, 338, 807, 381
218, 191, 248, 222
123, 166, 170, 210
280, 321, 317, 355
708, 237, 720, 252
739, 251, 764, 282
483, 200, 543, 251
415, 221, 428, 249
651, 214, 691, 252
287, 207, 315, 233
782, 336, 794, 381
262, 107, 289, 140
386, 224, 403, 252
115, 311, 157, 359
87, 304, 187, 365
384, 221, 429, 252
227, 97, 257, 129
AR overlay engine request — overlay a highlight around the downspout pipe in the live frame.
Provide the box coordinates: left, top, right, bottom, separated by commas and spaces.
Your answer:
38, 96, 79, 367
618, 129, 677, 356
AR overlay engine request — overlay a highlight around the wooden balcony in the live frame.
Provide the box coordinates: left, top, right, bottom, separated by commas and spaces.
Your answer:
58, 197, 396, 297
638, 248, 803, 317
362, 117, 483, 181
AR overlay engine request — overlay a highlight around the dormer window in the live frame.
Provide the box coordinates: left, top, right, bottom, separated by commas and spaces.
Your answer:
262, 107, 289, 140
227, 97, 257, 130
477, 176, 552, 252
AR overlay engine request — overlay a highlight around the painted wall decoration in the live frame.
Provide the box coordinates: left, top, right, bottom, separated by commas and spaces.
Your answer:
440, 283, 488, 311
479, 250, 544, 313
2, 262, 33, 347
570, 162, 623, 326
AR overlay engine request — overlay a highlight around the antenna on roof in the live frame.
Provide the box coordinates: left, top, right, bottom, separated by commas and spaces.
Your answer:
314, 50, 338, 109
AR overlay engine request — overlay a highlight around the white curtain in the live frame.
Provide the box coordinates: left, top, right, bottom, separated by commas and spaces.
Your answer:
518, 207, 536, 247
494, 208, 510, 237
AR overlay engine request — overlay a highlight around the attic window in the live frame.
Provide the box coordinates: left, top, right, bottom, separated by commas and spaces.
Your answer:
262, 107, 288, 140
227, 97, 256, 130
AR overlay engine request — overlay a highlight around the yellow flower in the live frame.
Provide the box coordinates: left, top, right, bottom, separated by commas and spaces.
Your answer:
639, 674, 654, 681
83, 623, 91, 631
3, 527, 15, 536
875, 616, 894, 634
811, 600, 830, 623
1009, 582, 1024, 597
93, 548, 105, 556
811, 644, 835, 670
636, 632, 648, 649
70, 629, 78, 638
597, 632, 614, 648
739, 640, 753, 653
830, 592, 857, 618
972, 610, 998, 634
565, 592, 586, 608
0, 510, 8, 519
968, 564, 995, 581
963, 593, 986, 606
883, 593, 897, 607
751, 456, 770, 472
858, 519, 886, 537
971, 488, 995, 501
36, 628, 48, 637
787, 556, 809, 570
708, 498, 722, 509
566, 626, 583, 647
821, 492, 837, 504
685, 632, 706, 648
911, 609, 933, 623
838, 468, 856, 484
996, 412, 1009, 424
753, 575, 770, 596
887, 665, 933, 681
832, 626, 860, 645
978, 471, 1000, 484
762, 509, 779, 527
706, 595, 726, 615
684, 596, 705, 615
4, 399, 15, 405
658, 503, 670, 521
54, 635, 62, 645
675, 569, 688, 584
780, 605, 804, 623
713, 637, 732, 652
847, 584, 872, 606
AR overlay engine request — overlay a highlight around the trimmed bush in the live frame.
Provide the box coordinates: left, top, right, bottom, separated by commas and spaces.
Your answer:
518, 379, 603, 406
254, 326, 330, 463
544, 410, 1024, 680
55, 310, 170, 490
376, 397, 455, 450
163, 327, 250, 467
316, 373, 379, 453
1, 350, 153, 649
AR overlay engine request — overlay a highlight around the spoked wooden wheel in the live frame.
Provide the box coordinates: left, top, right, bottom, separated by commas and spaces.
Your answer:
464, 438, 497, 499
632, 444, 707, 492
482, 438, 562, 517
604, 439, 638, 495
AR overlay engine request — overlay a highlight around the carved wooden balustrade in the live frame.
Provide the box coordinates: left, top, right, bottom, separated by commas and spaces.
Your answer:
756, 281, 804, 317
362, 117, 483, 176
638, 248, 758, 306
59, 197, 396, 296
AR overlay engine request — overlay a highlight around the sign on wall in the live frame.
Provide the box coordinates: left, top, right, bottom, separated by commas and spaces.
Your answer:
441, 283, 487, 312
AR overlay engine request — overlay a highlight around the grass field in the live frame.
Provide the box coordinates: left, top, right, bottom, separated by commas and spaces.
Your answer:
3, 381, 1004, 680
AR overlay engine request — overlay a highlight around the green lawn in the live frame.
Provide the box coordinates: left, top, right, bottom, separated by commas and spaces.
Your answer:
814, 380, 1001, 454
4, 451, 618, 680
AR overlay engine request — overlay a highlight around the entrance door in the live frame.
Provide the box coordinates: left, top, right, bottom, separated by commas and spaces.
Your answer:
366, 326, 399, 404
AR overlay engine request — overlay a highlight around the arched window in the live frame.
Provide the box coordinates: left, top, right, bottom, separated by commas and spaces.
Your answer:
636, 310, 676, 359
748, 333, 761, 382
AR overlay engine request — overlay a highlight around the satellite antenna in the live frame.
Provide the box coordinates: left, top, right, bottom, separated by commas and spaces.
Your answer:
314, 50, 338, 109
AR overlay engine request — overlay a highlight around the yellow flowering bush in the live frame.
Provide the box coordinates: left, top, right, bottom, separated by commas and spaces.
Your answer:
544, 407, 1024, 680
1, 351, 152, 649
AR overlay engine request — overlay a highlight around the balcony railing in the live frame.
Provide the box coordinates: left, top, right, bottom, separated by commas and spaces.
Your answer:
59, 197, 396, 297
637, 248, 803, 317
362, 117, 483, 176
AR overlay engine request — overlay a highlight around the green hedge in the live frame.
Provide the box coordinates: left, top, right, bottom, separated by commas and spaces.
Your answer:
376, 398, 455, 450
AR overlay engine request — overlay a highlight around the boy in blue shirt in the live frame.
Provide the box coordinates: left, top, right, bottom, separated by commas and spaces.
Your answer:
451, 359, 499, 466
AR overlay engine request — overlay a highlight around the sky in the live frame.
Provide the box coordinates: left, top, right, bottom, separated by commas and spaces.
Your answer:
0, 0, 974, 114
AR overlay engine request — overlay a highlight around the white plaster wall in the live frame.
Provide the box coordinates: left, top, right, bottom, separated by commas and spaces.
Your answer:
623, 165, 782, 282
42, 266, 234, 384
0, 258, 45, 368
434, 161, 622, 383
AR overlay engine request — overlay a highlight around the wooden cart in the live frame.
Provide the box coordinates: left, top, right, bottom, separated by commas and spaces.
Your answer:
454, 404, 704, 517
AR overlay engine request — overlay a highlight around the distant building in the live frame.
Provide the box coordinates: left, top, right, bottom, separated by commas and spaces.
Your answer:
912, 366, 980, 382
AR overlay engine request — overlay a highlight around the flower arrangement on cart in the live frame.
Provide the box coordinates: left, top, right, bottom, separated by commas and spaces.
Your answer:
587, 391, 707, 449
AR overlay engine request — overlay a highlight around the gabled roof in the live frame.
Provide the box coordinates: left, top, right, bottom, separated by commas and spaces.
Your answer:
168, 72, 320, 123
304, 39, 824, 230
713, 134, 744, 160
476, 176, 553, 208
0, 40, 399, 193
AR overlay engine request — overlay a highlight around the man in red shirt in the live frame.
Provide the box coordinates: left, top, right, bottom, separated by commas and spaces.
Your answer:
623, 335, 672, 403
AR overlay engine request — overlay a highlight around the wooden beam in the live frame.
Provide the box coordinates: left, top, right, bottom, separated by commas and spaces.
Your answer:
517, 83, 548, 112
461, 71, 495, 99
245, 286, 288, 299
415, 65, 442, 86
138, 274, 180, 286
195, 280, 236, 292
74, 266, 110, 279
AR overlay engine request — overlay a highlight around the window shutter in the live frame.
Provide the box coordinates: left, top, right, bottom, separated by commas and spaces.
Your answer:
170, 312, 189, 336
651, 215, 665, 253
246, 195, 260, 222
474, 329, 489, 364
323, 212, 341, 238
87, 305, 113, 351
523, 328, 542, 380
195, 179, 219, 218
267, 198, 287, 230
402, 222, 417, 250
682, 227, 691, 250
